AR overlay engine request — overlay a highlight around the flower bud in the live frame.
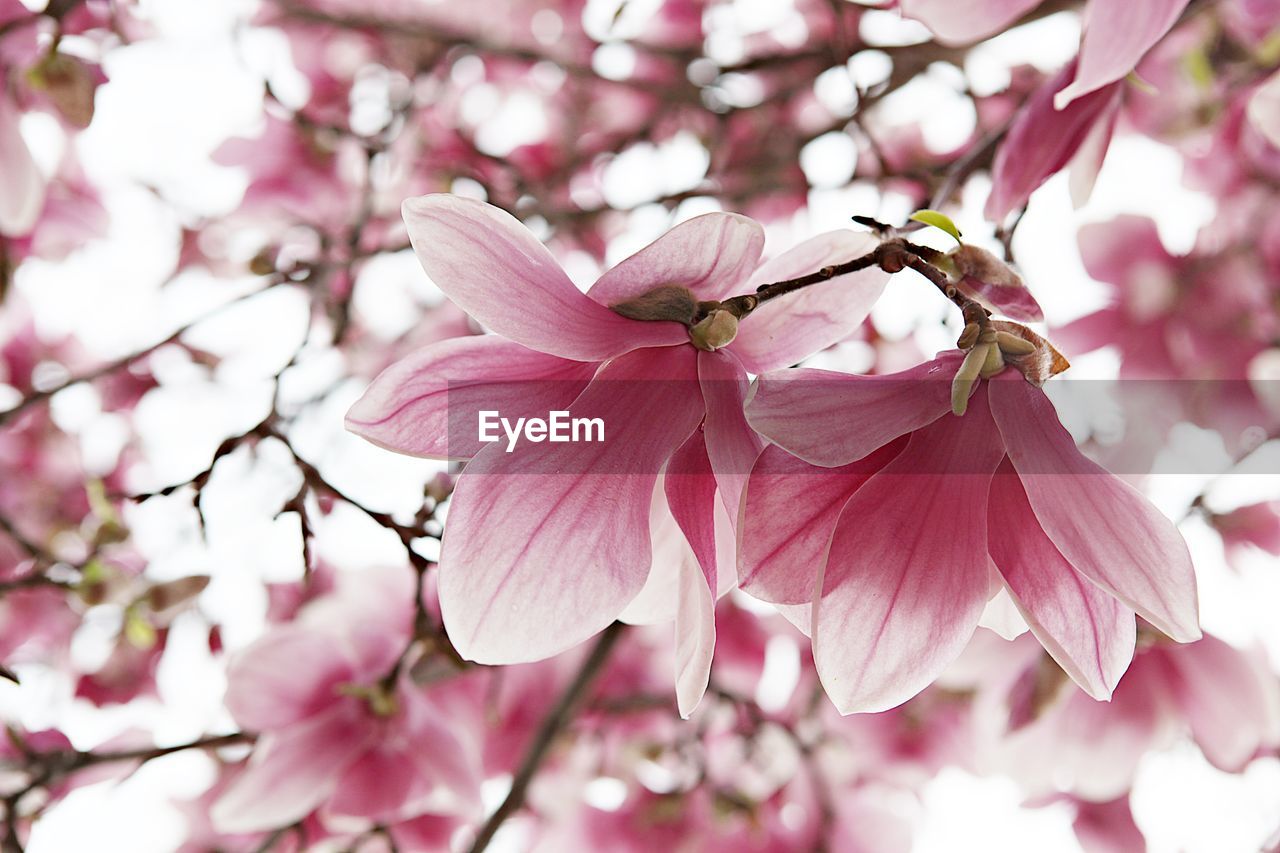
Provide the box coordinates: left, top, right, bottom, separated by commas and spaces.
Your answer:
26, 52, 99, 129
689, 309, 739, 352
610, 285, 699, 324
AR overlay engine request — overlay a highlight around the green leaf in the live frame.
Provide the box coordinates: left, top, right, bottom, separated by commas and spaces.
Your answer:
909, 209, 963, 244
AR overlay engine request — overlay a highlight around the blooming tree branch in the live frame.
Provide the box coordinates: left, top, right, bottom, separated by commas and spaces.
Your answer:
1, 0, 1279, 849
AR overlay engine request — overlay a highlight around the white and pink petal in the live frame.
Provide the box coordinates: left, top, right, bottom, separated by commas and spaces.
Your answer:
987, 459, 1136, 699
402, 195, 685, 361
737, 440, 904, 606
588, 212, 764, 306
988, 372, 1200, 642
746, 353, 960, 467
1055, 0, 1191, 109
437, 344, 704, 664
345, 336, 597, 460
730, 230, 889, 374
812, 386, 1007, 713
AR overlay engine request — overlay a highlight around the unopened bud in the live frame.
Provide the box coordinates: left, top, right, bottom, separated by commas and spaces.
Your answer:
145, 575, 211, 614
249, 250, 277, 277
689, 309, 739, 352
27, 52, 99, 129
610, 285, 699, 324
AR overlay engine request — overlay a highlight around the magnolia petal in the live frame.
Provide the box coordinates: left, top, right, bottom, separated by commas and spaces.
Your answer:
223, 626, 355, 731
211, 704, 371, 833
299, 566, 417, 673
328, 688, 481, 823
988, 372, 1201, 642
621, 473, 738, 627
738, 440, 904, 605
731, 230, 890, 374
670, 525, 721, 717
619, 478, 695, 626
345, 336, 597, 459
401, 690, 484, 818
665, 430, 718, 584
746, 353, 961, 467
328, 740, 423, 823
813, 387, 1007, 713
957, 275, 1045, 323
1077, 214, 1170, 286
1055, 0, 1191, 109
979, 584, 1030, 640
1022, 661, 1169, 801
1073, 797, 1146, 853
988, 460, 1136, 699
0, 94, 44, 237
699, 349, 764, 520
666, 432, 719, 718
899, 0, 1043, 46
1067, 92, 1121, 210
438, 345, 704, 664
986, 62, 1123, 222
402, 195, 685, 360
774, 602, 812, 637
1159, 635, 1277, 772
588, 212, 764, 305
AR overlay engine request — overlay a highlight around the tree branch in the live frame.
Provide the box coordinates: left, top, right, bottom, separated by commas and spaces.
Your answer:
466, 622, 626, 853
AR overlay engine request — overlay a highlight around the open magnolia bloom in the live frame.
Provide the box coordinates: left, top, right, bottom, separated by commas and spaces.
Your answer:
740, 351, 1201, 714
346, 194, 888, 715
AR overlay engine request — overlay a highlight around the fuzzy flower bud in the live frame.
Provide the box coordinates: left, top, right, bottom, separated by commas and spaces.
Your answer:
689, 309, 739, 351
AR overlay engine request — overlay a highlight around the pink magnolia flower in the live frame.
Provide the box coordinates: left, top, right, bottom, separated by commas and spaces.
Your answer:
346, 195, 888, 714
985, 60, 1123, 222
740, 354, 1200, 713
211, 566, 482, 834
213, 114, 362, 230
1056, 215, 1275, 384
973, 630, 1280, 800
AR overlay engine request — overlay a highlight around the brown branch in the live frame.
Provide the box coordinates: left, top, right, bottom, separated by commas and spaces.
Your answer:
466, 622, 625, 853
0, 280, 289, 430
1, 732, 252, 851
77, 732, 252, 767
715, 236, 985, 328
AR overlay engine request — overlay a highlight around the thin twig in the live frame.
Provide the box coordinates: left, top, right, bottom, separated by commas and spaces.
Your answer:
466, 622, 626, 853
0, 280, 290, 430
